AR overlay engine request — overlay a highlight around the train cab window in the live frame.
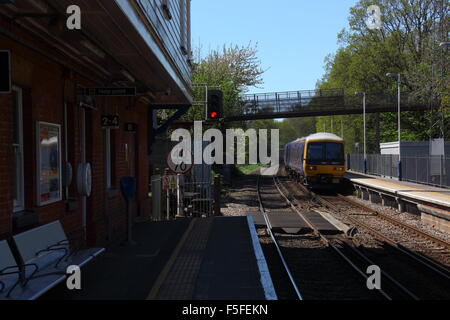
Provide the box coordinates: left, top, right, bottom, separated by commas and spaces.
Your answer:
307, 142, 344, 165
326, 143, 344, 163
307, 144, 324, 162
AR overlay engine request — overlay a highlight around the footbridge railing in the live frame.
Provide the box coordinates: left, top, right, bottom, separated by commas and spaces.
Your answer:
224, 89, 438, 121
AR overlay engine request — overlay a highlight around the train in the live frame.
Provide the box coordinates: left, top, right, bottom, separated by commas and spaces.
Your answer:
284, 133, 346, 188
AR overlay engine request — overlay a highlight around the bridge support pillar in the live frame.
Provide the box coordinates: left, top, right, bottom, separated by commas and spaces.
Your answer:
368, 190, 373, 203
381, 194, 387, 207
361, 188, 369, 201
396, 198, 406, 213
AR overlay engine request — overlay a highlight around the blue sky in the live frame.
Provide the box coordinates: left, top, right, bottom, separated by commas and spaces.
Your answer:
192, 0, 358, 94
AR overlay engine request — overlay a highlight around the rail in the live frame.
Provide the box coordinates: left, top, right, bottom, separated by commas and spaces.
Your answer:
256, 176, 304, 300
327, 195, 450, 279
272, 177, 396, 300
301, 186, 450, 281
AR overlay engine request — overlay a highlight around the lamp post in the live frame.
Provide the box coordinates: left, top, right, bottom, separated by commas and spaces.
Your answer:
355, 92, 367, 174
386, 72, 402, 180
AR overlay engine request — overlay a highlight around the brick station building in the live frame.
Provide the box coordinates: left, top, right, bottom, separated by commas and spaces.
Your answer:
0, 0, 192, 245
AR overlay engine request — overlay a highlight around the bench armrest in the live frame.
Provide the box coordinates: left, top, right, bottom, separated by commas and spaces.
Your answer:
36, 246, 68, 257
36, 246, 69, 268
0, 263, 39, 297
0, 267, 20, 293
0, 265, 20, 274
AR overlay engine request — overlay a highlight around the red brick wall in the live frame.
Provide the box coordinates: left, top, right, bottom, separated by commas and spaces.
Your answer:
0, 93, 13, 238
0, 32, 151, 245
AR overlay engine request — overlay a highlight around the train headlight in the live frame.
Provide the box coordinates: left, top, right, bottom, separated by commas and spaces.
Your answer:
307, 166, 317, 171
334, 167, 344, 171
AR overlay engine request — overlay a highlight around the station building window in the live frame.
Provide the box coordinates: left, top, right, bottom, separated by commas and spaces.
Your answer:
12, 86, 24, 212
162, 0, 172, 20
180, 0, 191, 55
103, 128, 116, 189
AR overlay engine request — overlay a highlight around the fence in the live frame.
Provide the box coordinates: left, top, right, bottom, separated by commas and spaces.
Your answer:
238, 91, 433, 119
150, 170, 217, 221
242, 89, 345, 115
348, 154, 450, 188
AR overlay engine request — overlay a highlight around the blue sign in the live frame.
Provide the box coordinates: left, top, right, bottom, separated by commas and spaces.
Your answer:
120, 177, 136, 201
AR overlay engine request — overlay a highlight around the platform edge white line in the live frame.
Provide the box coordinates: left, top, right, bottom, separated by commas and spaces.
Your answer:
246, 216, 278, 301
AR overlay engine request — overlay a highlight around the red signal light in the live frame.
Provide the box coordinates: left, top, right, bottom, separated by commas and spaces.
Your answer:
210, 112, 218, 119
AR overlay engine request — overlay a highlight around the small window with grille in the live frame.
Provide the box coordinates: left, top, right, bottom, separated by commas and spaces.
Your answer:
162, 0, 172, 20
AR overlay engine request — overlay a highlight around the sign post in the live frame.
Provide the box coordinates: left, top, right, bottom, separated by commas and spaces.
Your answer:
120, 177, 137, 245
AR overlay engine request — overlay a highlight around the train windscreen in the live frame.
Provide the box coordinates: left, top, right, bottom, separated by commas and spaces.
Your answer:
306, 142, 344, 165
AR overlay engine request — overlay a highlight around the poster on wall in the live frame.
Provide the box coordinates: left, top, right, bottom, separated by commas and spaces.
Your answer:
37, 122, 62, 206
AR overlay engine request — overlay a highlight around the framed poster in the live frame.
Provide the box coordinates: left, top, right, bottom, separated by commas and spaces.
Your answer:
37, 122, 62, 206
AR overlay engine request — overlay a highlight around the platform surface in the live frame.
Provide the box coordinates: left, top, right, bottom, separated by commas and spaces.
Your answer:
346, 171, 450, 208
42, 217, 276, 300
41, 217, 273, 300
151, 217, 271, 300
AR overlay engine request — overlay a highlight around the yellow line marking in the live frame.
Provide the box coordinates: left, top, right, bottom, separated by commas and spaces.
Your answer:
353, 178, 450, 202
146, 219, 197, 300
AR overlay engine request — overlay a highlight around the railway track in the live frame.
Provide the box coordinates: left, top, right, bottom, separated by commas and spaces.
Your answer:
257, 176, 426, 300
256, 176, 303, 300
325, 194, 450, 259
283, 178, 450, 299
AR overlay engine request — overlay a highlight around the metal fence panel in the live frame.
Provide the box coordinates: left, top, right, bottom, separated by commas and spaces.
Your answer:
348, 154, 450, 188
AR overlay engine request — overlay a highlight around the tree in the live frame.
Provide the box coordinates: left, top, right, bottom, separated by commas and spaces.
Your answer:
316, 0, 449, 153
187, 43, 265, 122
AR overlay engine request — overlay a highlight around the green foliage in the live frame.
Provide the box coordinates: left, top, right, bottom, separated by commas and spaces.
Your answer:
315, 0, 449, 153
187, 43, 265, 125
237, 164, 264, 175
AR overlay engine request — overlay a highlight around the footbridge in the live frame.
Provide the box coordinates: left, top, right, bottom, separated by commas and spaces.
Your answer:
224, 89, 440, 122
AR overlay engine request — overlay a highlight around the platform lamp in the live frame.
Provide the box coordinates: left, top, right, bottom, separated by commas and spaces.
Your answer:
355, 92, 367, 174
386, 72, 402, 181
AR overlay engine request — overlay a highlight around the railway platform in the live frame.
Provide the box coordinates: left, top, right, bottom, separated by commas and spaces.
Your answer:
41, 216, 275, 300
345, 171, 450, 233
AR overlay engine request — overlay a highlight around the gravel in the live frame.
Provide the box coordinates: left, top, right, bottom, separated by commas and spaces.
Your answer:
221, 175, 260, 216
347, 195, 450, 244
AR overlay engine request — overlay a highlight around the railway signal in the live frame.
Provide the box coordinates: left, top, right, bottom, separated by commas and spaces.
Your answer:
207, 90, 223, 121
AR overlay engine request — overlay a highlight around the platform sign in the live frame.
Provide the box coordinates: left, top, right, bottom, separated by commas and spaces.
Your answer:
101, 115, 119, 129
162, 175, 177, 190
167, 145, 193, 175
125, 123, 137, 133
77, 87, 136, 96
0, 50, 11, 93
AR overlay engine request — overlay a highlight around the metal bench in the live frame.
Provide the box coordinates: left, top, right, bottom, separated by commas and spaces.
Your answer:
1, 221, 105, 300
0, 240, 38, 299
